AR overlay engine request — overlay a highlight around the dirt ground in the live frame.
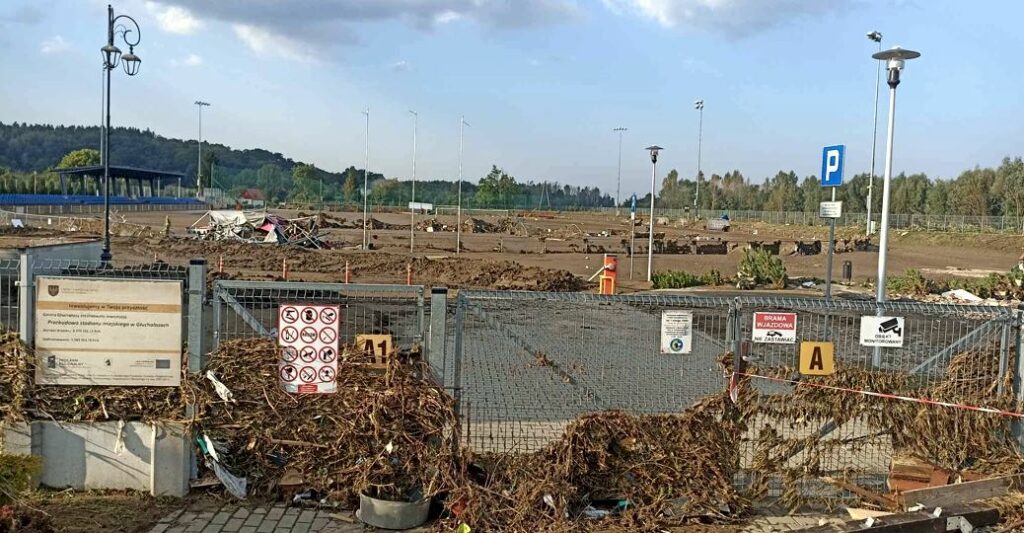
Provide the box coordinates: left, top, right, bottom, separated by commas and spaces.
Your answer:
7, 207, 1021, 292
23, 489, 188, 532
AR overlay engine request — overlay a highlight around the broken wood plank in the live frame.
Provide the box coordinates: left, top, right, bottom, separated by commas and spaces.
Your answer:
795, 503, 999, 532
900, 474, 1024, 509
821, 476, 899, 511
846, 508, 893, 520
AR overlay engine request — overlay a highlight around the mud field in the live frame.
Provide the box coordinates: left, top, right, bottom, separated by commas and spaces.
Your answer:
5, 208, 1020, 292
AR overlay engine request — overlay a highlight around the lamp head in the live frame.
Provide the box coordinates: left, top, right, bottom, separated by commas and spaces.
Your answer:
101, 44, 122, 67
120, 47, 140, 75
645, 145, 663, 164
867, 31, 882, 42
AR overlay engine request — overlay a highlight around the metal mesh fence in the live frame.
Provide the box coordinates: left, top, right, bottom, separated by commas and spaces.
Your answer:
454, 291, 734, 453
0, 258, 19, 331
451, 291, 1020, 503
212, 280, 427, 352
735, 297, 1016, 497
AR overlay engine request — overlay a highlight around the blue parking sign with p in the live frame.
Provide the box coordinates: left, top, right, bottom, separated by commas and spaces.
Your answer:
821, 145, 845, 187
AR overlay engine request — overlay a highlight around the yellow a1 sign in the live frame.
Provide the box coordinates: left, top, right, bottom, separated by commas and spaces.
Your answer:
799, 341, 835, 375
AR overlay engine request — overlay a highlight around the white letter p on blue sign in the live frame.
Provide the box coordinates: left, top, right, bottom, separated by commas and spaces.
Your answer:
821, 144, 845, 187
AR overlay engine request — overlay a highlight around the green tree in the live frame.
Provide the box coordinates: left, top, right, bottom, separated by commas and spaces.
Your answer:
289, 163, 319, 204
343, 171, 358, 206
764, 171, 802, 211
800, 176, 821, 212
56, 148, 100, 169
926, 180, 950, 215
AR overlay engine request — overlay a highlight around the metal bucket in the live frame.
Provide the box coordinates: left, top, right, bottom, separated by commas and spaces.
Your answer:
357, 492, 430, 530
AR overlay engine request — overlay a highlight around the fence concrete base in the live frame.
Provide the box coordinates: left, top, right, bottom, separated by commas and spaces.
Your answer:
1, 420, 190, 497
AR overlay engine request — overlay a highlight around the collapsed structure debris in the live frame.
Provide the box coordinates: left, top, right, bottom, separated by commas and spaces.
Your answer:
188, 211, 330, 249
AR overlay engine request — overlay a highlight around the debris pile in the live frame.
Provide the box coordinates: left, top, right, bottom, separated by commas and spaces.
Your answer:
188, 211, 330, 248
728, 343, 1024, 511
446, 399, 745, 531
186, 339, 460, 504
0, 332, 185, 423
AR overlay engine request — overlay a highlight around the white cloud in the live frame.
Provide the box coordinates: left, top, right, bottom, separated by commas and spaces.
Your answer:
233, 24, 313, 63
602, 0, 852, 38
40, 35, 69, 54
390, 60, 410, 72
146, 2, 202, 34
171, 53, 203, 67
434, 10, 463, 25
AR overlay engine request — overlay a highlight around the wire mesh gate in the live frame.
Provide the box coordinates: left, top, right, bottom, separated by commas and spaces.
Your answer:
452, 291, 1023, 499
211, 280, 428, 351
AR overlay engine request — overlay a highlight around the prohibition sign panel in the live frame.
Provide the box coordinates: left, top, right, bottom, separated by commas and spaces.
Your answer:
278, 304, 340, 394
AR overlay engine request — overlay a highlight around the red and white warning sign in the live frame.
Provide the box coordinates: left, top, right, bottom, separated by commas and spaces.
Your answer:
278, 304, 340, 394
752, 312, 797, 344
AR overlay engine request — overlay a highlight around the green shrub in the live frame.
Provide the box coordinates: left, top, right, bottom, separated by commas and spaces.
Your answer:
887, 269, 933, 296
0, 454, 41, 505
736, 248, 787, 289
651, 269, 728, 289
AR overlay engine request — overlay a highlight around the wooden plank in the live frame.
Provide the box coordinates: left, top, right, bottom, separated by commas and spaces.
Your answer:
796, 503, 999, 532
821, 477, 899, 511
900, 474, 1024, 509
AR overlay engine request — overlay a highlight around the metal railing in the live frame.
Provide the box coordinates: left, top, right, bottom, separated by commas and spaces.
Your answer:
210, 280, 428, 356
450, 290, 1023, 501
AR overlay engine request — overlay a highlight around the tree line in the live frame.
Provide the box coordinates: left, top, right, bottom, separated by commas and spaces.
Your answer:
2, 121, 1022, 216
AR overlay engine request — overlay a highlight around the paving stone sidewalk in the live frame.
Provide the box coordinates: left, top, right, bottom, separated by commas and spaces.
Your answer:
151, 502, 842, 533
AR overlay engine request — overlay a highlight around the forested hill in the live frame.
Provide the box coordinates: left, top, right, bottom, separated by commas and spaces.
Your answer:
0, 121, 307, 181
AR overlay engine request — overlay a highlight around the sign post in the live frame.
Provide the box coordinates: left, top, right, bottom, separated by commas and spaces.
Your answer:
629, 193, 637, 280
820, 145, 845, 300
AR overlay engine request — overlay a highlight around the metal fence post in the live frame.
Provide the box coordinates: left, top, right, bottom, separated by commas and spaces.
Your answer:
17, 250, 35, 346
1013, 305, 1024, 448
427, 287, 448, 385
451, 293, 466, 415
729, 297, 742, 366
186, 258, 207, 373
211, 282, 222, 350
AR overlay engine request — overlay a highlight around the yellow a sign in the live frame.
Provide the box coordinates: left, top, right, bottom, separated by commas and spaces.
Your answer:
799, 341, 835, 375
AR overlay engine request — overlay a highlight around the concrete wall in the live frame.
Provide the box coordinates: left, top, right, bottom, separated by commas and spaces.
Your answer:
0, 239, 103, 263
1, 420, 190, 497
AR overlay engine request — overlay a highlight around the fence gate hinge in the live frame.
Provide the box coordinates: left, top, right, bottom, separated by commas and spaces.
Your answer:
946, 516, 973, 533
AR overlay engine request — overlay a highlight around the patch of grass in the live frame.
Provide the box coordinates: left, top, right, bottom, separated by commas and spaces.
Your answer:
651, 269, 727, 289
736, 248, 787, 289
25, 489, 184, 533
0, 454, 41, 505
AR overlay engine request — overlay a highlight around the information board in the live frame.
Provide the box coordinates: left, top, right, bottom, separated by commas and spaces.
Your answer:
34, 277, 183, 386
660, 310, 693, 354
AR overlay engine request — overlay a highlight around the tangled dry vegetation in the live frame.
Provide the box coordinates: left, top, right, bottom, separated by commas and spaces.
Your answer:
0, 332, 184, 423
727, 344, 1024, 512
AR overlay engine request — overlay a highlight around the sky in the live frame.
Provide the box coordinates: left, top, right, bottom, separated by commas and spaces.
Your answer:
1, 0, 1022, 200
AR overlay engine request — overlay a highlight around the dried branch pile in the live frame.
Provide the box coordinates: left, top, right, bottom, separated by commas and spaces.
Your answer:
185, 339, 459, 505
729, 344, 1024, 511
445, 397, 745, 531
0, 333, 184, 423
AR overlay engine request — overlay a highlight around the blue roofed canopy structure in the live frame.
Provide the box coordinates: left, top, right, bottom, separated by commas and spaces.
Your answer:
56, 165, 185, 198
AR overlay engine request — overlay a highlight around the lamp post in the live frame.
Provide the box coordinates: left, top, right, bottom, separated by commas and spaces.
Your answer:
409, 110, 418, 253
457, 116, 470, 254
100, 3, 142, 265
694, 99, 704, 218
866, 31, 883, 234
613, 127, 626, 216
645, 145, 663, 282
194, 100, 210, 198
872, 46, 920, 366
362, 108, 369, 249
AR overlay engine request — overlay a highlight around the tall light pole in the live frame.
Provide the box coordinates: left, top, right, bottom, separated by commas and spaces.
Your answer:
100, 3, 142, 264
872, 46, 920, 365
362, 108, 370, 249
457, 116, 470, 254
613, 127, 626, 216
409, 110, 418, 253
194, 100, 210, 198
694, 99, 704, 217
645, 145, 663, 282
866, 31, 883, 234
